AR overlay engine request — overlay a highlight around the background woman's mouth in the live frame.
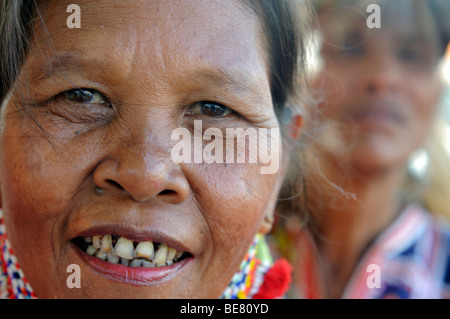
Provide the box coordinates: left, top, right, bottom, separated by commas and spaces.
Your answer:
353, 110, 402, 123
348, 101, 406, 126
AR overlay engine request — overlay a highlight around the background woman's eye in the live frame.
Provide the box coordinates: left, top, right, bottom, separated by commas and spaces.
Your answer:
63, 88, 109, 106
192, 102, 233, 117
342, 45, 364, 57
396, 46, 437, 70
398, 48, 424, 62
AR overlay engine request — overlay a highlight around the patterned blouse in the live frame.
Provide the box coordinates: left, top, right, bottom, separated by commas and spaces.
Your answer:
293, 205, 450, 299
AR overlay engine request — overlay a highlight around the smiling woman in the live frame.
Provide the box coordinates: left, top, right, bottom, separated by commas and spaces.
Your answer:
0, 0, 312, 298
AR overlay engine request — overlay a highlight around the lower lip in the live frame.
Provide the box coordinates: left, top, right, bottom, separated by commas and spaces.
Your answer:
74, 244, 192, 286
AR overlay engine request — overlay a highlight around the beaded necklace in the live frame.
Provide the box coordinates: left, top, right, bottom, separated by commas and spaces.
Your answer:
0, 213, 37, 299
1, 211, 289, 299
220, 233, 272, 299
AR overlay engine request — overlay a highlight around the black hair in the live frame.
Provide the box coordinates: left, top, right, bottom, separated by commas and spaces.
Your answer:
0, 0, 38, 101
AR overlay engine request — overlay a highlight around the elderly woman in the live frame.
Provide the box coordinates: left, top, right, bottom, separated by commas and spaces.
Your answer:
0, 0, 312, 298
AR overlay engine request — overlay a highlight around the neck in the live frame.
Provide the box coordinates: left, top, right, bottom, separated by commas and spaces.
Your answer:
313, 166, 405, 298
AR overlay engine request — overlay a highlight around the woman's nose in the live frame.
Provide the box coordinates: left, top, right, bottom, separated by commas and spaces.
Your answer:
358, 55, 404, 95
93, 136, 190, 204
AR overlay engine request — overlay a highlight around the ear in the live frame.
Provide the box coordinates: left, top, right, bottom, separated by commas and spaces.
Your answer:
288, 114, 303, 140
258, 112, 304, 235
259, 213, 274, 235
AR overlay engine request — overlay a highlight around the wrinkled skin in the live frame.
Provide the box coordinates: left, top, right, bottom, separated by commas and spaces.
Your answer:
0, 0, 288, 298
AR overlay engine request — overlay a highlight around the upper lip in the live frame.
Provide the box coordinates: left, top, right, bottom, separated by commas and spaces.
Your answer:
347, 100, 406, 124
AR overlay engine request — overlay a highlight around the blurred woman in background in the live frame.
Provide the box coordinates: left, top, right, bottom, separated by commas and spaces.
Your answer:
278, 0, 450, 298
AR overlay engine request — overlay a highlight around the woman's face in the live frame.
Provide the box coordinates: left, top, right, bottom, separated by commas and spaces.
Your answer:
0, 0, 285, 298
313, 9, 442, 173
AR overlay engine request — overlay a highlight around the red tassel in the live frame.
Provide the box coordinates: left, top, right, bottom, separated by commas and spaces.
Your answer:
253, 259, 292, 299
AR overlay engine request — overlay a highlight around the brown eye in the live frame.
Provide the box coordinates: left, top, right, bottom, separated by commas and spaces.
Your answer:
191, 102, 233, 117
63, 88, 110, 106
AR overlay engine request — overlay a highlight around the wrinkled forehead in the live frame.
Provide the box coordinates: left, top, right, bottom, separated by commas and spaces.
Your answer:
317, 0, 442, 52
29, 0, 268, 80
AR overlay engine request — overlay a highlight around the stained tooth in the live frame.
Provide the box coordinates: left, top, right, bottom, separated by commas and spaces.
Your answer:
95, 250, 107, 261
175, 251, 183, 259
167, 247, 177, 261
154, 244, 168, 266
107, 252, 119, 264
120, 258, 129, 266
84, 237, 92, 243
86, 245, 97, 256
130, 259, 143, 267
142, 261, 155, 268
166, 260, 173, 266
92, 235, 102, 249
114, 237, 134, 260
135, 241, 154, 260
101, 234, 112, 252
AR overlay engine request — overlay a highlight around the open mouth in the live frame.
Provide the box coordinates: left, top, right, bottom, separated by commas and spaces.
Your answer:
73, 235, 189, 268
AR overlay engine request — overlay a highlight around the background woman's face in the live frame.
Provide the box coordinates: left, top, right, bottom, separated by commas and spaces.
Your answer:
313, 9, 442, 173
0, 0, 284, 298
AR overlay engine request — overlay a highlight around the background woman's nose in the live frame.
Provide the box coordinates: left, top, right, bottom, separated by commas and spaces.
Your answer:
93, 144, 190, 204
359, 55, 404, 95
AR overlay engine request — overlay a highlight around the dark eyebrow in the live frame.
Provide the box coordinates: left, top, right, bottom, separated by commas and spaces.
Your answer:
197, 68, 253, 94
28, 50, 109, 84
192, 67, 271, 108
399, 35, 428, 45
393, 31, 440, 47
